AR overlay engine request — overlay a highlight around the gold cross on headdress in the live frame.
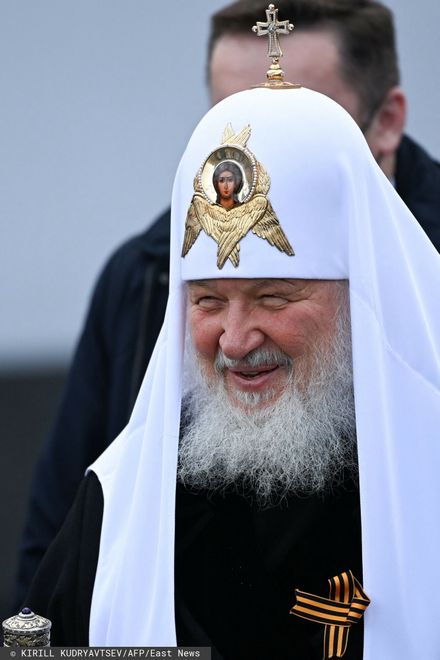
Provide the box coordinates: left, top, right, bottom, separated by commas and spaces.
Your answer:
252, 3, 293, 59
252, 4, 300, 89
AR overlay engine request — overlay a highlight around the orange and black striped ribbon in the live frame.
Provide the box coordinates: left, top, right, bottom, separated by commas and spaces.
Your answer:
289, 570, 370, 659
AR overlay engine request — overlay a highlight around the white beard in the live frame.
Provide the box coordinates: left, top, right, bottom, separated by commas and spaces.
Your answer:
178, 296, 357, 507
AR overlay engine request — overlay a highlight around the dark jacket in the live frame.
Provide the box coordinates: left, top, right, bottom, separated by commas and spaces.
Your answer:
15, 212, 170, 607
15, 135, 440, 606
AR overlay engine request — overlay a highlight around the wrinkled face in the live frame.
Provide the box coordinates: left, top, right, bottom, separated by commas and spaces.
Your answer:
187, 278, 343, 406
216, 170, 236, 201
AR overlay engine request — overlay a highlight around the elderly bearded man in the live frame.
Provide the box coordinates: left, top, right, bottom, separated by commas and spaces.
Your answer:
180, 277, 355, 499
25, 30, 440, 660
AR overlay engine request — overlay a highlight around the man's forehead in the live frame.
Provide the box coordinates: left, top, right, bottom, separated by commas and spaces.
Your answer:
187, 278, 328, 291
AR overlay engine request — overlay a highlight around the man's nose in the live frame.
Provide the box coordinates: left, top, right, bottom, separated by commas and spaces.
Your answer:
219, 308, 265, 360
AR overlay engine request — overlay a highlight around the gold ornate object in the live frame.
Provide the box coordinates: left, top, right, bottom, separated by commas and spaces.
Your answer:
181, 123, 294, 269
2, 608, 51, 647
252, 3, 301, 89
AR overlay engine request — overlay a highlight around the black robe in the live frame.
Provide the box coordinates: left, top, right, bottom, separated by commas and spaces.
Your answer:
26, 472, 363, 659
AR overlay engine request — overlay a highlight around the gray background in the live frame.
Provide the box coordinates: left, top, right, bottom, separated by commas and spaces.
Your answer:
1, 0, 439, 620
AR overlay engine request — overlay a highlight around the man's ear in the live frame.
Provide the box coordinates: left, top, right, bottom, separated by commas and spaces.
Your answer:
366, 87, 407, 159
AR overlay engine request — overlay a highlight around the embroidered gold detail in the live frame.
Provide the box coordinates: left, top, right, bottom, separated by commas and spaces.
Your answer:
181, 124, 294, 269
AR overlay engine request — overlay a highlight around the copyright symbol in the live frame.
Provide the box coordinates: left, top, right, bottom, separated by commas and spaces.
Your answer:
10, 652, 16, 657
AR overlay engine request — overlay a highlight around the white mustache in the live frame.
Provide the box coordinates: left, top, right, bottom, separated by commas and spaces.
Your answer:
214, 347, 293, 373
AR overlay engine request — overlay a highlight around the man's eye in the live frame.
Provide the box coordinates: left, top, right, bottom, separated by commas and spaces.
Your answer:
261, 295, 288, 306
196, 296, 222, 309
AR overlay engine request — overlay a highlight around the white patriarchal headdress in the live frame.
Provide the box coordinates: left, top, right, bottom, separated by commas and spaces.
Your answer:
89, 87, 440, 658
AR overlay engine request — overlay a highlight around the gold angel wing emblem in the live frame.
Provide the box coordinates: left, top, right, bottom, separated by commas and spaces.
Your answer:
182, 194, 241, 267
182, 193, 293, 269
181, 123, 295, 269
252, 198, 294, 256
181, 197, 203, 257
221, 123, 251, 147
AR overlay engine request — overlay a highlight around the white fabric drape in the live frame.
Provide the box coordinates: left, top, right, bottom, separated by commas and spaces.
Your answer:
89, 88, 440, 658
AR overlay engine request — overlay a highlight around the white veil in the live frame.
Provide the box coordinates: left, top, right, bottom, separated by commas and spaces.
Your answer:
89, 88, 440, 659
